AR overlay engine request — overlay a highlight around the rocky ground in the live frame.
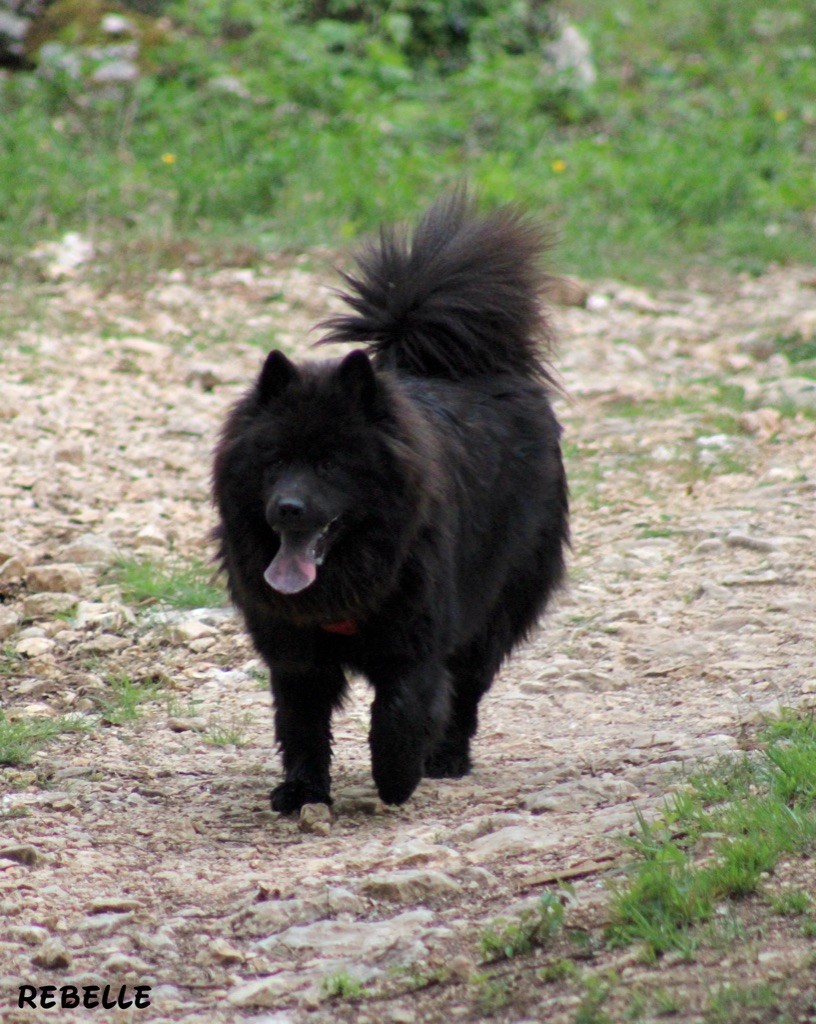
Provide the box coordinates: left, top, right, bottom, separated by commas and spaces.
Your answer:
1, 251, 815, 1024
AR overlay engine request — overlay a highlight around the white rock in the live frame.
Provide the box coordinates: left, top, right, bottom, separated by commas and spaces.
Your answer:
168, 619, 216, 643
257, 909, 440, 962
134, 524, 168, 548
466, 826, 559, 861
0, 606, 20, 640
0, 556, 25, 585
299, 803, 332, 836
15, 636, 56, 658
23, 592, 78, 619
27, 563, 85, 594
228, 973, 312, 1007
63, 534, 119, 566
360, 869, 463, 902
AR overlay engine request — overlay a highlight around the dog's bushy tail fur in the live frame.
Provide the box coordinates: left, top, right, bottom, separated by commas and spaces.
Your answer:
319, 190, 555, 384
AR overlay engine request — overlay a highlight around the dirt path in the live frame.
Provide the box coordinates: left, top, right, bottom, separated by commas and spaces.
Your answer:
1, 258, 815, 1023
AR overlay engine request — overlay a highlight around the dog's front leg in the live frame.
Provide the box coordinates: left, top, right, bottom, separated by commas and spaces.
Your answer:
269, 665, 346, 814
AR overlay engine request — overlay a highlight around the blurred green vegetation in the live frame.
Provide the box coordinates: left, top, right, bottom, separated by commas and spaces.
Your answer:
1, 0, 815, 280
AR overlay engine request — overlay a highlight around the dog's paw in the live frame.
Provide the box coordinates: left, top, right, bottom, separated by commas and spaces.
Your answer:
270, 780, 331, 815
373, 762, 423, 806
424, 744, 472, 779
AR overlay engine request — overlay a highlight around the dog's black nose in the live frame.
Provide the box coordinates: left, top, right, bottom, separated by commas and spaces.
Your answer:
275, 497, 306, 523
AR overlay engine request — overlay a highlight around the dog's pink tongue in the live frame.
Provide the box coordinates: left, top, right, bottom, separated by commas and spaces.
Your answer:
264, 534, 318, 594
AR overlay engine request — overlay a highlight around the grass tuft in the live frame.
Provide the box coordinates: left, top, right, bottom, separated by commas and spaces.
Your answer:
320, 970, 365, 1001
111, 557, 225, 610
480, 892, 564, 962
606, 711, 816, 959
97, 674, 163, 726
0, 709, 90, 766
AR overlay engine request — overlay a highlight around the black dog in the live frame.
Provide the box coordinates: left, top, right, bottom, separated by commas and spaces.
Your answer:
212, 192, 569, 813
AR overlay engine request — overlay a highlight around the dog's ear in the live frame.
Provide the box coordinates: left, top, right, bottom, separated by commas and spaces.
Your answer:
337, 350, 385, 418
258, 350, 298, 402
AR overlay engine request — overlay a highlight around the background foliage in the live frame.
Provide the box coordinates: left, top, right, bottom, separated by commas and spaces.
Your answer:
1, 0, 815, 280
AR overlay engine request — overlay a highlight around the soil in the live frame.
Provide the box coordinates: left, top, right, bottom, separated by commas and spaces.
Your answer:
1, 253, 815, 1024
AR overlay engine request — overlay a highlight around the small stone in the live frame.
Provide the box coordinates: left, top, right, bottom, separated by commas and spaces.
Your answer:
234, 897, 322, 937
524, 792, 562, 814
168, 619, 216, 643
257, 910, 439, 961
228, 973, 310, 1007
88, 897, 144, 914
448, 953, 476, 979
299, 803, 332, 836
693, 538, 726, 554
724, 532, 778, 552
0, 555, 25, 584
101, 13, 134, 35
387, 1008, 416, 1024
0, 844, 40, 866
0, 605, 20, 640
15, 636, 56, 658
27, 563, 85, 594
721, 570, 781, 587
74, 600, 132, 630
466, 825, 558, 861
8, 925, 49, 946
134, 524, 168, 549
737, 408, 781, 435
100, 952, 150, 974
209, 937, 244, 963
186, 367, 222, 391
23, 592, 78, 619
32, 938, 72, 969
48, 797, 77, 812
54, 444, 86, 465
63, 534, 119, 566
188, 636, 216, 653
80, 912, 135, 934
333, 786, 387, 815
167, 716, 207, 732
361, 869, 463, 902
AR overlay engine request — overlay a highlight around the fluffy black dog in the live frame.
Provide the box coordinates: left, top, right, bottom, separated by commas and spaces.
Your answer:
212, 193, 568, 813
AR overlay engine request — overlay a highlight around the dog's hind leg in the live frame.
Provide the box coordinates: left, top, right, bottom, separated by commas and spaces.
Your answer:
424, 636, 500, 779
426, 534, 565, 779
368, 663, 450, 805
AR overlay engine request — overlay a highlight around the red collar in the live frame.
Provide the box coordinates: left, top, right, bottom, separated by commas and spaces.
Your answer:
320, 619, 358, 636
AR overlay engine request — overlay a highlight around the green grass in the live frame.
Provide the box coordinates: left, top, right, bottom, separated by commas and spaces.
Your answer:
205, 716, 249, 748
704, 982, 781, 1024
470, 973, 514, 1015
574, 975, 615, 1024
320, 970, 365, 1001
769, 890, 812, 917
606, 710, 816, 960
1, 0, 815, 281
774, 331, 816, 365
479, 892, 565, 962
0, 709, 90, 766
111, 556, 225, 610
97, 674, 163, 726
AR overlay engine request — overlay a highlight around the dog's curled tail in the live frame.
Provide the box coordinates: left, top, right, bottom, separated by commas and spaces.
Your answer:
319, 190, 555, 383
